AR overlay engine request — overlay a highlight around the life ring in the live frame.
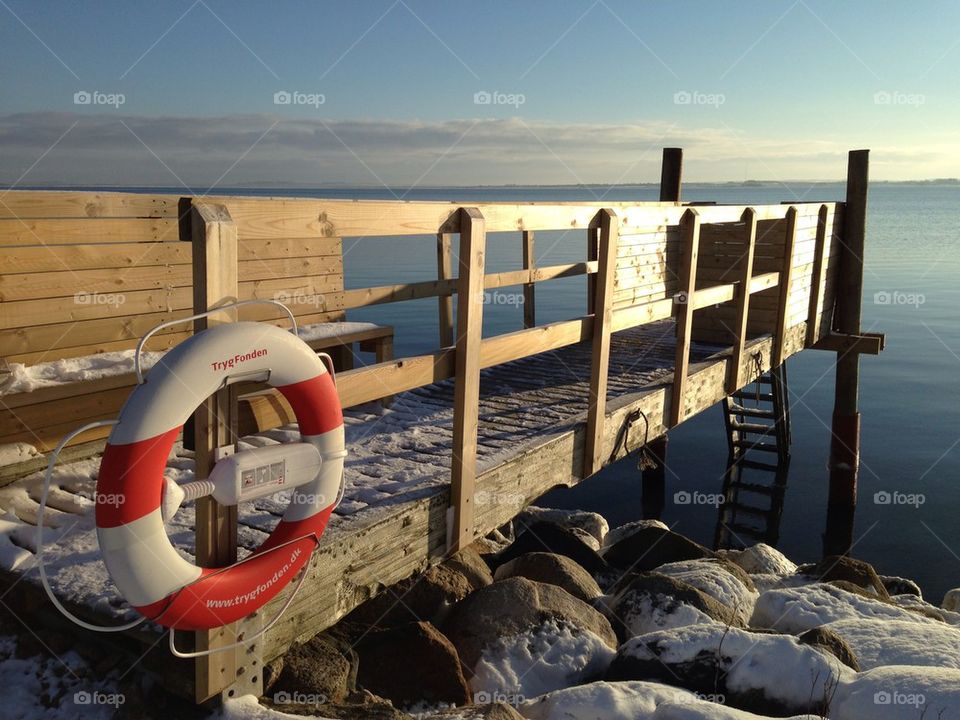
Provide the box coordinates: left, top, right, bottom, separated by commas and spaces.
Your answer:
95, 322, 345, 631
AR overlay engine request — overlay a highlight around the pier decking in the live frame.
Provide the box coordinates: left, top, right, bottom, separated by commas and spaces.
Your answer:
0, 149, 882, 700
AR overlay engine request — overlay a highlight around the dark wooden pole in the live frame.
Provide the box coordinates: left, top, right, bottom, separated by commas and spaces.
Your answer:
825, 149, 869, 556
659, 148, 684, 202
641, 436, 668, 519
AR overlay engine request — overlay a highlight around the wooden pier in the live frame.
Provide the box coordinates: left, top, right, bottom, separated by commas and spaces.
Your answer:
0, 148, 882, 701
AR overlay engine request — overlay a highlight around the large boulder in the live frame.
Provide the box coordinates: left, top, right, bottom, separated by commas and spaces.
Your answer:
880, 574, 922, 597
807, 556, 890, 599
494, 552, 602, 602
443, 577, 617, 696
723, 543, 797, 577
493, 522, 608, 575
824, 618, 960, 670
602, 519, 669, 549
346, 563, 474, 627
798, 626, 860, 671
270, 632, 357, 705
830, 666, 960, 720
943, 588, 960, 612
653, 559, 758, 625
600, 573, 742, 642
606, 623, 854, 717
603, 526, 713, 572
893, 593, 960, 625
444, 545, 494, 590
516, 506, 609, 546
355, 621, 470, 707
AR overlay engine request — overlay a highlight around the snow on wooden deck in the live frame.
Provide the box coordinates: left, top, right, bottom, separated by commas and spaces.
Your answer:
0, 321, 712, 619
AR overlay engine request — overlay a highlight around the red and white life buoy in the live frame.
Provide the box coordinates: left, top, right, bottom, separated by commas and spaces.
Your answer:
95, 322, 345, 631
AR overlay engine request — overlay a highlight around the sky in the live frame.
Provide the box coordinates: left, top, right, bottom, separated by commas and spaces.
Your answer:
1, 0, 958, 188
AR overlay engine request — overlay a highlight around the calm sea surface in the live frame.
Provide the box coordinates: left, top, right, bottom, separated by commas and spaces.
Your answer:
64, 182, 960, 600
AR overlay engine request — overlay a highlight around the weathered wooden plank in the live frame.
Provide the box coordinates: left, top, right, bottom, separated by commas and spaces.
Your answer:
522, 230, 536, 329
727, 208, 757, 393
437, 232, 454, 347
0, 191, 179, 219
772, 207, 799, 366
584, 210, 618, 476
670, 209, 701, 426
449, 208, 486, 552
0, 264, 193, 302
805, 204, 830, 347
0, 241, 190, 275
0, 217, 179, 245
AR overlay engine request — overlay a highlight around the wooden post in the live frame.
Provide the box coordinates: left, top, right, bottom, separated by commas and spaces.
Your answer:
670, 209, 701, 426
522, 231, 536, 328
586, 226, 599, 315
826, 150, 869, 554
805, 204, 831, 347
449, 208, 486, 553
772, 206, 799, 367
584, 210, 619, 476
727, 207, 757, 394
659, 148, 683, 202
641, 436, 668, 520
186, 202, 245, 702
437, 232, 455, 347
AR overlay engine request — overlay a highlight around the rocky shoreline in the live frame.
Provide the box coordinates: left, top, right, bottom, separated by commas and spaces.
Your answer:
237, 507, 960, 719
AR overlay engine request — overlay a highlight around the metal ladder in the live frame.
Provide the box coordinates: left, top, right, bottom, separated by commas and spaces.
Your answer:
714, 361, 792, 549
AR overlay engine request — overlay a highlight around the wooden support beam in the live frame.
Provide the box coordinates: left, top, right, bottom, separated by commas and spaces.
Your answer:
670, 209, 701, 426
659, 148, 683, 202
584, 210, 619, 476
449, 208, 486, 553
805, 204, 831, 346
727, 207, 757, 394
186, 202, 246, 703
813, 331, 884, 356
522, 231, 536, 328
586, 226, 599, 315
437, 232, 455, 347
772, 206, 799, 367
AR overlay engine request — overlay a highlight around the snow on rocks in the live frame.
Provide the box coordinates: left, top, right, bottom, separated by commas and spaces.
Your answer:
516, 506, 609, 546
723, 543, 797, 577
471, 618, 616, 699
824, 618, 960, 670
494, 552, 603, 602
830, 665, 960, 720
891, 593, 960, 625
607, 623, 853, 717
603, 525, 714, 572
653, 559, 758, 625
750, 582, 936, 634
943, 587, 960, 612
601, 519, 668, 549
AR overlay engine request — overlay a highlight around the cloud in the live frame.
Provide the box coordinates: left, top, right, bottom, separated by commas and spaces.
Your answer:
0, 112, 947, 188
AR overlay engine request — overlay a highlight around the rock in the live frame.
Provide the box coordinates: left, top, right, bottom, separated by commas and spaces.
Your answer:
807, 555, 890, 599
355, 621, 470, 707
268, 689, 412, 719
519, 680, 712, 720
419, 702, 525, 719
494, 552, 602, 602
346, 563, 474, 627
493, 521, 608, 575
893, 593, 960, 625
725, 542, 797, 576
444, 545, 494, 590
880, 574, 922, 597
600, 573, 742, 642
944, 588, 960, 612
601, 519, 668, 549
606, 623, 853, 717
830, 665, 960, 720
824, 618, 960, 670
443, 577, 617, 672
565, 526, 600, 551
602, 525, 713, 572
750, 583, 938, 634
798, 626, 860, 670
653, 559, 758, 624
516, 506, 609, 545
271, 632, 356, 704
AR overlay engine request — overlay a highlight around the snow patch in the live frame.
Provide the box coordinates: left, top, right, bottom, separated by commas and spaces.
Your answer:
727, 543, 797, 577
654, 560, 758, 624
831, 665, 960, 720
0, 350, 163, 394
826, 618, 960, 670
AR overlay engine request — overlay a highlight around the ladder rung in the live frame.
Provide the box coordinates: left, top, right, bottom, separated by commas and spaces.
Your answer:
734, 391, 775, 403
724, 504, 770, 518
726, 480, 780, 494
733, 440, 780, 453
727, 404, 776, 419
730, 421, 775, 435
739, 459, 783, 472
